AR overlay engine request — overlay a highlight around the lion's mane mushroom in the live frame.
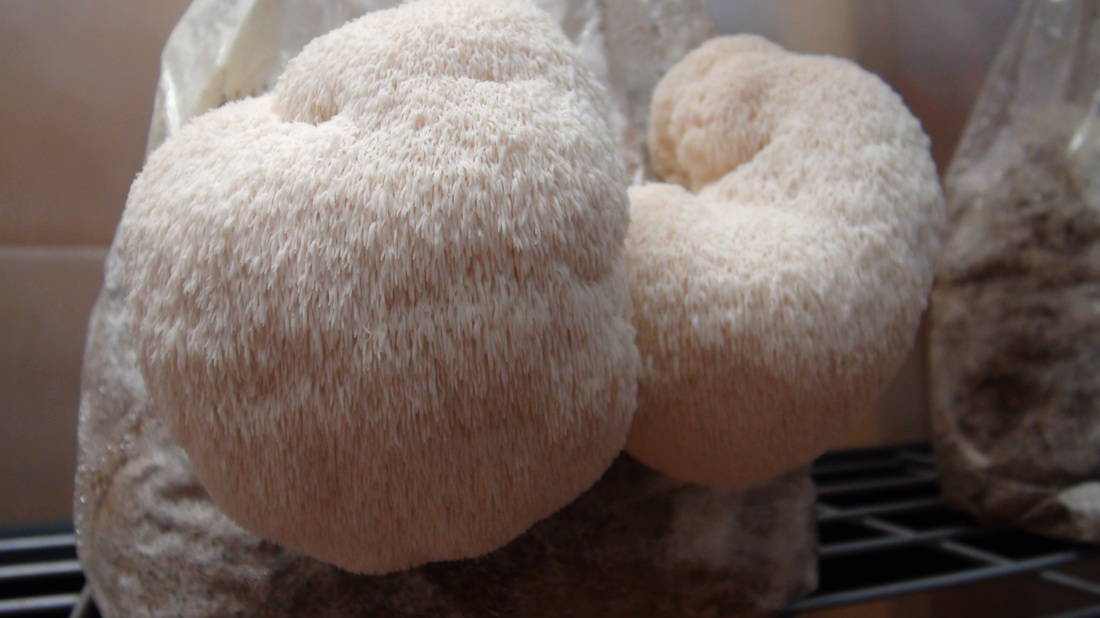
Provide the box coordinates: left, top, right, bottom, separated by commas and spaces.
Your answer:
116, 0, 639, 574
625, 36, 945, 487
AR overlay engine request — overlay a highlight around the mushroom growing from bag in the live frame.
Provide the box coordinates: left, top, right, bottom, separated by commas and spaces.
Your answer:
116, 0, 639, 575
625, 36, 945, 487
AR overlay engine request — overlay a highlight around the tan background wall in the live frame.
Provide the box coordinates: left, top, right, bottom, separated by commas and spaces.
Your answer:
0, 0, 1021, 526
1, 0, 192, 527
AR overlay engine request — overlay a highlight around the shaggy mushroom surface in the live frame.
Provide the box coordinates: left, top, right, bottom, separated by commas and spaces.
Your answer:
117, 0, 639, 574
625, 36, 945, 487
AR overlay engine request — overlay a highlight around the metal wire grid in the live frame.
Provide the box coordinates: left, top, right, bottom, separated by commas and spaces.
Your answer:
0, 532, 83, 617
1, 445, 1097, 617
787, 445, 1100, 616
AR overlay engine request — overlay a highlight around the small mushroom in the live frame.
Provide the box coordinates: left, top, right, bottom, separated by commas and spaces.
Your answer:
117, 0, 639, 574
625, 36, 945, 487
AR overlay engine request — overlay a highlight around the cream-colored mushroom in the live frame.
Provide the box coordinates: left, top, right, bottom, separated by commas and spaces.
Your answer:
625, 35, 945, 487
117, 0, 639, 574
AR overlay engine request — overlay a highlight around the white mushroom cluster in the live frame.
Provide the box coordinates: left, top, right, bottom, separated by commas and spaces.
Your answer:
116, 3, 945, 576
118, 0, 639, 575
625, 36, 945, 487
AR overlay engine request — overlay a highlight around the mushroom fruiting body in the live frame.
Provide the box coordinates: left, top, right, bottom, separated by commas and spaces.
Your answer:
625, 36, 945, 487
117, 0, 639, 574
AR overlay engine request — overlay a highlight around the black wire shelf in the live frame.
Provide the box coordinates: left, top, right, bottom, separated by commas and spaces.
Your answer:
2, 444, 1098, 617
789, 445, 1100, 617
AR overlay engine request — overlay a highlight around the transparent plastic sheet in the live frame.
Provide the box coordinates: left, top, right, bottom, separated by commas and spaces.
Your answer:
75, 2, 820, 615
930, 0, 1100, 542
145, 0, 394, 153
144, 0, 718, 181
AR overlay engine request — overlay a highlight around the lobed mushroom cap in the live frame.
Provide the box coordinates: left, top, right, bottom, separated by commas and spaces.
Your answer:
625, 35, 945, 486
117, 0, 639, 574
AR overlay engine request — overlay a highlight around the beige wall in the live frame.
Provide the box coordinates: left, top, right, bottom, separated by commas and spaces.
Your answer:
1, 0, 190, 526
0, 1, 1020, 526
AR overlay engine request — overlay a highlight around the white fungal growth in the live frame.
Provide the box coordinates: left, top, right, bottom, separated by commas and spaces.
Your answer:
118, 0, 639, 574
625, 36, 946, 487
